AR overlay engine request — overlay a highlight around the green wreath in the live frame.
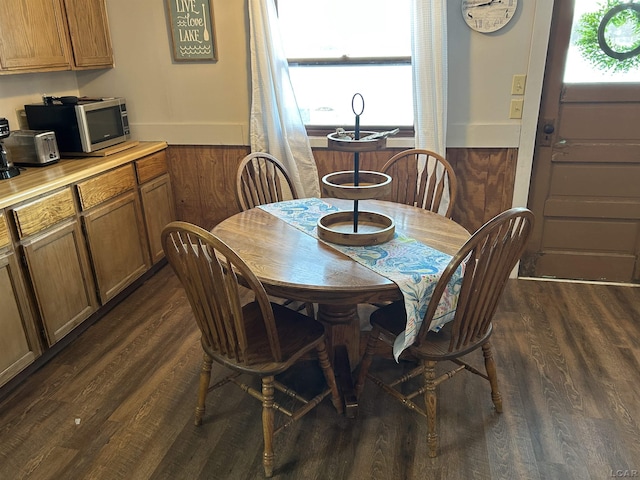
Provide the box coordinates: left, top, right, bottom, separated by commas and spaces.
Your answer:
574, 0, 640, 73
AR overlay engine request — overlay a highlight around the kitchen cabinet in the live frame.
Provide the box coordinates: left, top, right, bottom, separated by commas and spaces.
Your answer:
0, 141, 169, 388
0, 0, 113, 74
0, 212, 42, 388
77, 165, 150, 304
63, 0, 113, 68
12, 189, 98, 346
136, 151, 176, 264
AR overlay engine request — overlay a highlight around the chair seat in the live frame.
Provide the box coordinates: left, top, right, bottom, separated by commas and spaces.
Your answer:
370, 300, 493, 361
205, 302, 326, 376
369, 300, 406, 336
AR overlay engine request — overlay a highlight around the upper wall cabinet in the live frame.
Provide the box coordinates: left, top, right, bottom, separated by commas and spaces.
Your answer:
63, 0, 114, 69
0, 0, 113, 75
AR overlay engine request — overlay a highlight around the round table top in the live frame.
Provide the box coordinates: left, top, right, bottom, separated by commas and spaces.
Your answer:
211, 198, 470, 305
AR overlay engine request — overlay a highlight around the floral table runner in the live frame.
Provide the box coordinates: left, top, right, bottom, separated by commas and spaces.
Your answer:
258, 198, 463, 360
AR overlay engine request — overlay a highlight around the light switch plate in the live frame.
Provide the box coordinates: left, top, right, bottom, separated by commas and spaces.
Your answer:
510, 99, 524, 119
511, 74, 527, 95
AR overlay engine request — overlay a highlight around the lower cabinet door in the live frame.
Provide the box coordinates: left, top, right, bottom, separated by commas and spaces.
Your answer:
0, 251, 41, 387
82, 191, 150, 304
140, 173, 176, 264
22, 220, 98, 346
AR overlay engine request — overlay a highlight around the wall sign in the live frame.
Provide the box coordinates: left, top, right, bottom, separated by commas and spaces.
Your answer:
166, 0, 217, 62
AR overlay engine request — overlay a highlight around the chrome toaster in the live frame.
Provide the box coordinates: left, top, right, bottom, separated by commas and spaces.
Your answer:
4, 129, 60, 166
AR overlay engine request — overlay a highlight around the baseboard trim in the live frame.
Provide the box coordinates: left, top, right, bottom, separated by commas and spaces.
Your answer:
518, 276, 640, 288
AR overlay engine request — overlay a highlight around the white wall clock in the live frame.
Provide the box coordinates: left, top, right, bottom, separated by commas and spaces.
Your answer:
462, 0, 518, 33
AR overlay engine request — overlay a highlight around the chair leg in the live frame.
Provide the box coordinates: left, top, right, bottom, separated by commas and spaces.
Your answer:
305, 302, 316, 318
195, 352, 213, 426
355, 327, 380, 398
316, 339, 344, 414
482, 341, 503, 413
262, 376, 276, 478
424, 360, 438, 458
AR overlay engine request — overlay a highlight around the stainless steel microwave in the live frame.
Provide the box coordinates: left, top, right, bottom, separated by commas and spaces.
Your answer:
24, 97, 130, 153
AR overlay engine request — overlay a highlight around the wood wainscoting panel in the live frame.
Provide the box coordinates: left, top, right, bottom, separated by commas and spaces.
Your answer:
166, 145, 250, 229
447, 148, 518, 232
165, 145, 516, 234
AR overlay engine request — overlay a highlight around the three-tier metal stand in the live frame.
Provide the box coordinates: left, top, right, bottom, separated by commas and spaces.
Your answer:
318, 94, 395, 246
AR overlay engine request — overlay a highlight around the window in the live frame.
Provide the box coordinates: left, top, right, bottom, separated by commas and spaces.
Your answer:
565, 0, 640, 83
277, 0, 413, 130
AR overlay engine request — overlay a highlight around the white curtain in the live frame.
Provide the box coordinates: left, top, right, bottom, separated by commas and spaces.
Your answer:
411, 0, 449, 214
248, 0, 320, 197
412, 0, 448, 154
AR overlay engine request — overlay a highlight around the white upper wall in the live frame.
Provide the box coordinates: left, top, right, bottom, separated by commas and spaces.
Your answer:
0, 0, 551, 150
0, 71, 79, 129
447, 0, 536, 148
77, 0, 250, 146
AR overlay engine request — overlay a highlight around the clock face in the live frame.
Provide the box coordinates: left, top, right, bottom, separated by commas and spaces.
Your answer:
462, 0, 518, 33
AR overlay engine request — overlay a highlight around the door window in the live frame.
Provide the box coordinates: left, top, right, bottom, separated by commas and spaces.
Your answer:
565, 0, 640, 83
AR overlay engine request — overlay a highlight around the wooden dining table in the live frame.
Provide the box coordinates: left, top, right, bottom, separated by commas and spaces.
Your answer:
211, 198, 470, 415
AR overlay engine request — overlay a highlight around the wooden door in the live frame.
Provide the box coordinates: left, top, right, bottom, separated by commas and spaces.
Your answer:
0, 211, 41, 387
521, 0, 640, 283
22, 220, 98, 345
135, 151, 176, 264
140, 174, 176, 264
62, 0, 113, 68
0, 0, 72, 72
0, 250, 41, 387
82, 191, 150, 304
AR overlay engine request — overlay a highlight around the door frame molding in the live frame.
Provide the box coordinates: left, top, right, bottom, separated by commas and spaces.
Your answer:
512, 1, 555, 211
510, 0, 555, 278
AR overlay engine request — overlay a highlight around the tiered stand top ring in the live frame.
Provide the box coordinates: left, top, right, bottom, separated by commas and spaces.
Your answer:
327, 130, 388, 152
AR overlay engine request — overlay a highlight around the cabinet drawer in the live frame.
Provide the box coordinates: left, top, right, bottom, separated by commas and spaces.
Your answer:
0, 213, 9, 248
77, 164, 136, 210
12, 188, 76, 238
135, 151, 168, 184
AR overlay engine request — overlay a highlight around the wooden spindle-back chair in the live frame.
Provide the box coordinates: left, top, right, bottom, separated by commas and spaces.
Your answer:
162, 221, 343, 477
381, 148, 458, 218
236, 152, 298, 211
355, 207, 534, 457
235, 152, 314, 317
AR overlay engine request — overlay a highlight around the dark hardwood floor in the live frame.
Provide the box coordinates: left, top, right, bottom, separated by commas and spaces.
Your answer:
1, 266, 639, 479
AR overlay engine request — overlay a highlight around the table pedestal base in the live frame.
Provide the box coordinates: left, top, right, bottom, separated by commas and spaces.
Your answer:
317, 304, 361, 417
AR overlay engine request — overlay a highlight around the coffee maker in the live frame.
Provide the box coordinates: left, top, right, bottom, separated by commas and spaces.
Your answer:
0, 117, 20, 179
